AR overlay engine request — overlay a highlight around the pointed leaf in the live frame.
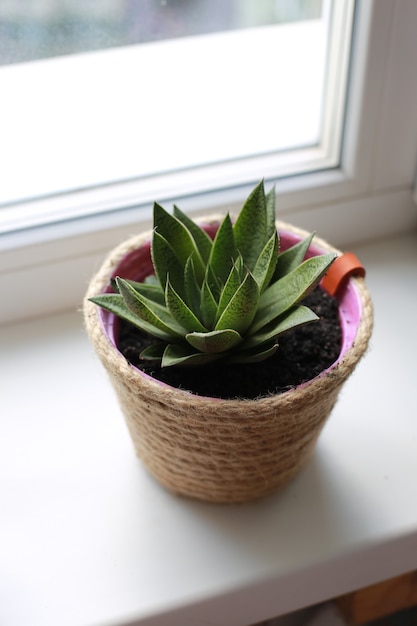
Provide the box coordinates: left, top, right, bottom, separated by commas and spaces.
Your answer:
216, 255, 245, 321
151, 230, 185, 296
173, 205, 213, 263
265, 184, 277, 239
233, 253, 245, 277
233, 179, 268, 270
89, 293, 178, 342
215, 271, 259, 334
200, 278, 218, 329
251, 253, 336, 334
186, 329, 242, 353
153, 202, 205, 280
274, 232, 314, 280
121, 278, 165, 305
140, 343, 166, 361
165, 277, 207, 333
227, 341, 279, 364
184, 256, 201, 316
162, 343, 220, 367
252, 232, 279, 293
204, 263, 222, 302
116, 278, 185, 338
242, 305, 318, 349
208, 213, 236, 285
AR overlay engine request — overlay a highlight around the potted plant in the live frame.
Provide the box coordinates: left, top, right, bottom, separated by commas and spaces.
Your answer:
84, 181, 373, 503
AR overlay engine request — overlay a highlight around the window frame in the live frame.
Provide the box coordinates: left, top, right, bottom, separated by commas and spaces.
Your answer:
0, 0, 348, 231
0, 0, 416, 325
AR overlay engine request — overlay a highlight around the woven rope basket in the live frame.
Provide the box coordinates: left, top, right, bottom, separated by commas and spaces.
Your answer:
84, 218, 373, 503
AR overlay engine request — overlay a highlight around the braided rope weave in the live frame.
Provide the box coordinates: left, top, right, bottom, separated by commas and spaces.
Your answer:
84, 219, 373, 503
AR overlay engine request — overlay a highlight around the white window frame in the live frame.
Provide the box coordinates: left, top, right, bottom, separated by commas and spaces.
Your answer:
0, 0, 416, 325
0, 0, 348, 229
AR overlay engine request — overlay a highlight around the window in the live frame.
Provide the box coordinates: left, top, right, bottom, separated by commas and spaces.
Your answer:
0, 1, 324, 65
0, 0, 416, 325
1, 0, 350, 232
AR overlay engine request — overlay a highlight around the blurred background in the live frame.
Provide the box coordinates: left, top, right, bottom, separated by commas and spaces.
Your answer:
0, 0, 322, 65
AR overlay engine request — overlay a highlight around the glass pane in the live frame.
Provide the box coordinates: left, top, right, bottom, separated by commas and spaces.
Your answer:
1, 0, 353, 230
0, 0, 322, 66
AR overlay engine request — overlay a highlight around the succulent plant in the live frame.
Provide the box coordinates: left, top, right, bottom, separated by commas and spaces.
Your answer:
90, 181, 336, 367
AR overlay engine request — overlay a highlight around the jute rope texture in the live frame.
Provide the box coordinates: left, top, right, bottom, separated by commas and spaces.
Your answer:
84, 219, 373, 503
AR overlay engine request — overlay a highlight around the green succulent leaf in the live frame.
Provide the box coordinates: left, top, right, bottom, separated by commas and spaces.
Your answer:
173, 205, 213, 264
200, 278, 218, 329
208, 213, 237, 286
216, 255, 245, 322
227, 341, 279, 364
233, 179, 269, 270
140, 343, 165, 361
204, 263, 222, 302
89, 293, 178, 342
162, 343, 221, 367
251, 253, 336, 334
265, 185, 277, 239
151, 230, 186, 297
186, 328, 242, 353
215, 270, 259, 334
116, 278, 185, 339
274, 233, 314, 280
184, 256, 201, 316
242, 305, 318, 350
165, 277, 207, 333
153, 202, 205, 280
120, 278, 165, 305
252, 231, 279, 293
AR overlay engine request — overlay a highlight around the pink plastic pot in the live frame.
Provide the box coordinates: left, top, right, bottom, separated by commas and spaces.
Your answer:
101, 223, 363, 388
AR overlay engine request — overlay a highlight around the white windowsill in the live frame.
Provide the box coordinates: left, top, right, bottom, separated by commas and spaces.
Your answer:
1, 230, 416, 626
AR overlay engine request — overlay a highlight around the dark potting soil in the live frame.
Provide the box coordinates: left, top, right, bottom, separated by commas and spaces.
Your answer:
118, 287, 342, 400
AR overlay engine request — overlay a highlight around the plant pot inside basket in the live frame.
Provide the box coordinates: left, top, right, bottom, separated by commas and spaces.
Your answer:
117, 286, 341, 399
85, 220, 372, 503
103, 224, 358, 395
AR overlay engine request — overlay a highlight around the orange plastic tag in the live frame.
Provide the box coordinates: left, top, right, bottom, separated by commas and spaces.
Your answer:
321, 252, 366, 296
